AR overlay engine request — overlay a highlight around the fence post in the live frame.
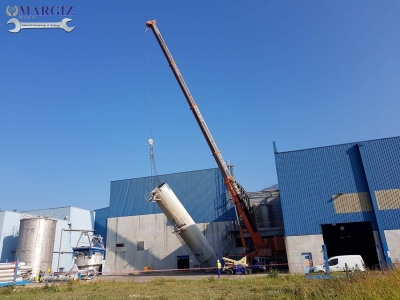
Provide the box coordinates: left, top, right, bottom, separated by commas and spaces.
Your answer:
14, 258, 19, 284
345, 263, 349, 280
322, 244, 330, 276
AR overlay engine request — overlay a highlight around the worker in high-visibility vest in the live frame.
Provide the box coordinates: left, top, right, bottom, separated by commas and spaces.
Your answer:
217, 260, 222, 278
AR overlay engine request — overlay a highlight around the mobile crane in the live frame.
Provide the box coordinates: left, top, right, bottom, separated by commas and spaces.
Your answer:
146, 20, 272, 260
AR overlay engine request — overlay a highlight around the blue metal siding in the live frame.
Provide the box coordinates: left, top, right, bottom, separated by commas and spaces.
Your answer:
53, 219, 84, 272
275, 136, 400, 236
69, 207, 95, 230
275, 143, 377, 236
22, 207, 95, 229
108, 168, 230, 223
363, 138, 400, 191
0, 211, 22, 262
363, 138, 400, 229
94, 207, 109, 246
0, 212, 4, 246
380, 210, 400, 230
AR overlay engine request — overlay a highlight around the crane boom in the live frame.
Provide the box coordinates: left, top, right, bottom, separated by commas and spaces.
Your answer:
146, 20, 268, 256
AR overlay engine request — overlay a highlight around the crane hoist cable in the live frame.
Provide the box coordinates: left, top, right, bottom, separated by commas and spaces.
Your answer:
146, 29, 161, 187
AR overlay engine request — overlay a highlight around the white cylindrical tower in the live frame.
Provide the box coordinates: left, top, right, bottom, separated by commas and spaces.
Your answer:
148, 183, 217, 267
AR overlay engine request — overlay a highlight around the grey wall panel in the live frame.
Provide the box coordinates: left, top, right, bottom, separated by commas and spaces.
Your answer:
22, 207, 71, 221
105, 214, 230, 272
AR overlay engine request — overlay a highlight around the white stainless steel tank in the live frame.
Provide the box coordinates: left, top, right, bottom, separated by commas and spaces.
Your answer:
148, 183, 217, 267
74, 252, 103, 271
16, 218, 57, 279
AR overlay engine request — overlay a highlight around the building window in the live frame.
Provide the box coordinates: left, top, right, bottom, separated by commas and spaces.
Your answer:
137, 241, 144, 251
115, 243, 126, 252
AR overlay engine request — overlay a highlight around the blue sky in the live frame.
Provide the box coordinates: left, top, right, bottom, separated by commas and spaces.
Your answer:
1, 1, 399, 211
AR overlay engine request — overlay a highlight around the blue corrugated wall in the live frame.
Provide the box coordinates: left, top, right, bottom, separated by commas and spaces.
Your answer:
275, 137, 400, 236
108, 168, 232, 223
362, 138, 400, 230
94, 207, 109, 247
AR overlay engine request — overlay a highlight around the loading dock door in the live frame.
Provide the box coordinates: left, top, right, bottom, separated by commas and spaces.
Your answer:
177, 255, 190, 270
321, 221, 379, 269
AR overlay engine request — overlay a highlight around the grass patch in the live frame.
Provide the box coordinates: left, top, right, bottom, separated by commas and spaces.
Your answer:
267, 268, 279, 278
0, 269, 399, 299
42, 283, 60, 293
154, 277, 166, 285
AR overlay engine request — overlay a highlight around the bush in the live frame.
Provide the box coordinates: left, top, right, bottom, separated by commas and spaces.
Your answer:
206, 275, 215, 283
42, 283, 60, 292
268, 269, 279, 278
154, 277, 166, 285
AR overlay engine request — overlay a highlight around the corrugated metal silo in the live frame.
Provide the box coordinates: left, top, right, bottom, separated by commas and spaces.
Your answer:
253, 204, 273, 228
16, 218, 57, 279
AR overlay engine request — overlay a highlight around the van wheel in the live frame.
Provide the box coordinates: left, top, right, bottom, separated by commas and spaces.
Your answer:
245, 268, 251, 275
226, 269, 233, 275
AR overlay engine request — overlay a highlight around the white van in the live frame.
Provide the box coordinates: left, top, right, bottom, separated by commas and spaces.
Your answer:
312, 255, 366, 272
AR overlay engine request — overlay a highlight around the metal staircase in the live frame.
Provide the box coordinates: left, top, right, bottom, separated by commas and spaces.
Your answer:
222, 223, 235, 256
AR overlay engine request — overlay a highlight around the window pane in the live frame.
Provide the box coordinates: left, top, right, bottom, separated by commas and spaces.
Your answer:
328, 258, 338, 266
137, 241, 144, 251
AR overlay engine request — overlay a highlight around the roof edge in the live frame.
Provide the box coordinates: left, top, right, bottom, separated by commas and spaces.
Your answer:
275, 135, 400, 154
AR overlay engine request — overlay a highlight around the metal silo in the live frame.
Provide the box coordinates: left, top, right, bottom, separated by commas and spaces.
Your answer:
254, 204, 273, 228
16, 217, 57, 279
147, 183, 217, 267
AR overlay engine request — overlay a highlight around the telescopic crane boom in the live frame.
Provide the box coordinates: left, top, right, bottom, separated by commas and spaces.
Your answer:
146, 20, 270, 258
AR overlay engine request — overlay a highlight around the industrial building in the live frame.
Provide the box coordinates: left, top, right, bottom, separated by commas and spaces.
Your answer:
2, 136, 398, 276
274, 136, 400, 273
0, 207, 95, 273
94, 167, 287, 272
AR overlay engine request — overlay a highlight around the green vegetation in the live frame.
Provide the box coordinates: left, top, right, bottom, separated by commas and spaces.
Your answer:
1, 269, 399, 300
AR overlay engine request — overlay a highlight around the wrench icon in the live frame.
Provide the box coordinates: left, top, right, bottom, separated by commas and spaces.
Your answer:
7, 18, 75, 33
